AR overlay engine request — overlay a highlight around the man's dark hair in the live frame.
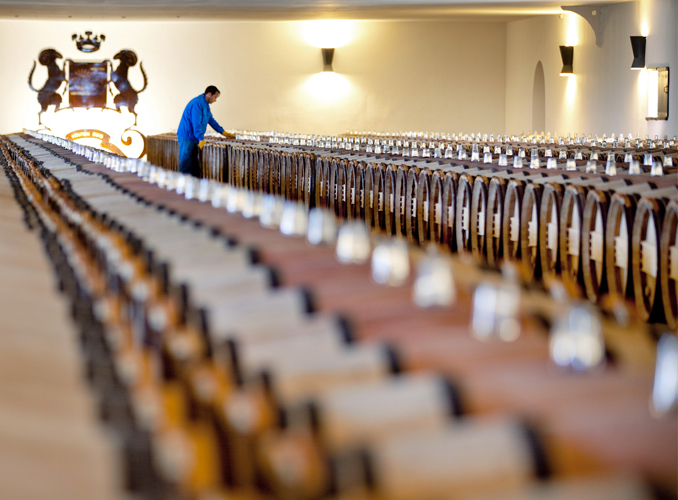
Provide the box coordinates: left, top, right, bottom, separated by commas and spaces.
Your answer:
205, 85, 220, 95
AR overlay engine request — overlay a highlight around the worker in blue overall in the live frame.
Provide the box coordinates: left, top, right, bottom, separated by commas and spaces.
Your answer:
177, 85, 234, 177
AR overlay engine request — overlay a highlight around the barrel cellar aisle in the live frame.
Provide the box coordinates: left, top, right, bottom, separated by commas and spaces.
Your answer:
0, 129, 675, 500
0, 139, 121, 499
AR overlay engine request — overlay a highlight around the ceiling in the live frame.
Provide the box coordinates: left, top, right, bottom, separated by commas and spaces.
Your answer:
0, 0, 618, 21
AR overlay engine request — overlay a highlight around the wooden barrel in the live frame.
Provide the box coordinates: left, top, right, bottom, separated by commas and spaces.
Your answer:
346, 161, 363, 220
405, 167, 421, 245
520, 183, 543, 281
314, 156, 329, 209
441, 172, 458, 253
328, 158, 340, 214
581, 189, 611, 303
373, 163, 387, 231
394, 166, 410, 237
302, 153, 315, 209
631, 197, 666, 322
259, 150, 271, 194
287, 152, 300, 201
470, 174, 490, 264
428, 171, 445, 245
605, 192, 637, 302
538, 183, 564, 283
559, 185, 588, 295
383, 165, 398, 236
416, 169, 433, 247
502, 179, 526, 264
281, 152, 293, 200
486, 176, 507, 269
336, 159, 348, 217
455, 173, 475, 256
660, 199, 678, 331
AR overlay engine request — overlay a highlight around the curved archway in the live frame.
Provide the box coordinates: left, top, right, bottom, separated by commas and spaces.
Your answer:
532, 61, 546, 134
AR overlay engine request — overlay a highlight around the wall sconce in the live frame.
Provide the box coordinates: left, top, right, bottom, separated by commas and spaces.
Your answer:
647, 67, 669, 120
559, 46, 574, 75
322, 48, 334, 72
630, 36, 646, 70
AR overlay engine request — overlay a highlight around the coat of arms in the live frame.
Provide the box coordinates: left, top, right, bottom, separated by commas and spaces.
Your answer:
27, 32, 148, 157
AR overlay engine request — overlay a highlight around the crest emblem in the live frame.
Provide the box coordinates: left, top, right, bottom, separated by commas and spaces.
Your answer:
26, 34, 149, 158
72, 31, 105, 53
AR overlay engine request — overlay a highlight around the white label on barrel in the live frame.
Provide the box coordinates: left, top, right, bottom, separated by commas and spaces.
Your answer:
528, 204, 538, 247
412, 198, 417, 218
641, 216, 658, 278
401, 196, 405, 216
351, 187, 356, 204
493, 213, 501, 238
614, 235, 628, 267
423, 201, 429, 222
592, 207, 605, 283
434, 203, 441, 224
379, 192, 384, 211
342, 185, 346, 202
447, 206, 454, 227
360, 189, 364, 207
390, 193, 395, 212
462, 205, 470, 232
614, 213, 628, 287
591, 229, 604, 264
370, 191, 374, 208
567, 204, 580, 256
308, 176, 311, 192
547, 207, 558, 259
478, 208, 486, 236
509, 202, 520, 242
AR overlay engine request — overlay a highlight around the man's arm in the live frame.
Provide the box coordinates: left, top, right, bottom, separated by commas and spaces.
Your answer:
208, 116, 224, 134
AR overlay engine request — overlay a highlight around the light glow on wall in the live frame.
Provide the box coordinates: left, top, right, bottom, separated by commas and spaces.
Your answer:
304, 72, 350, 100
639, 0, 650, 36
637, 66, 649, 114
647, 68, 659, 118
566, 74, 577, 102
302, 20, 355, 48
35, 107, 145, 158
566, 13, 579, 46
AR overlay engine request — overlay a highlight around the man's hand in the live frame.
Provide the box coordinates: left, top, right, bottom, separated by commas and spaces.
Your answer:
198, 140, 205, 150
222, 131, 236, 140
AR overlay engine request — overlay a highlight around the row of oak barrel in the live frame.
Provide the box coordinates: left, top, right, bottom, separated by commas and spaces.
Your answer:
147, 134, 678, 330
5, 131, 676, 500
0, 141, 120, 500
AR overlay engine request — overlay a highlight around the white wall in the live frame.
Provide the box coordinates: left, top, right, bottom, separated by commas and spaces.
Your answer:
4, 4, 674, 142
0, 19, 507, 138
505, 0, 678, 138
